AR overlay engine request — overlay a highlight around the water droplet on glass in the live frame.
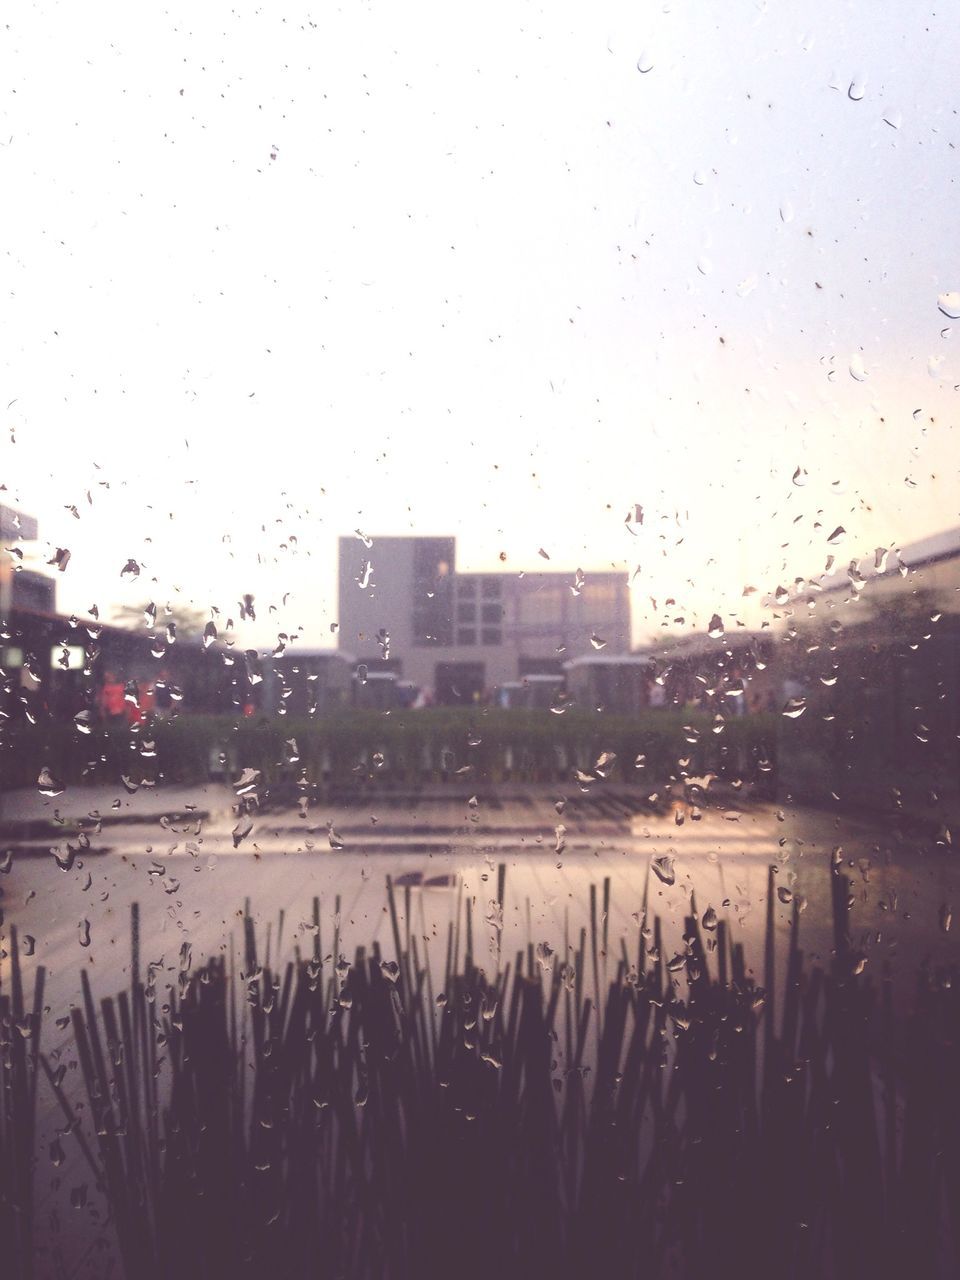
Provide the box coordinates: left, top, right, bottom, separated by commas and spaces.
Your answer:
707, 613, 724, 639
328, 824, 345, 851
882, 110, 902, 130
22, 934, 36, 956
37, 767, 64, 797
940, 903, 953, 933
782, 697, 807, 719
847, 74, 866, 101
701, 907, 718, 931
636, 50, 654, 73
937, 292, 960, 320
120, 558, 140, 581
737, 275, 757, 298
73, 710, 94, 734
779, 200, 794, 223
590, 634, 606, 650
78, 919, 91, 947
849, 353, 867, 381
651, 854, 675, 886
777, 886, 793, 905
697, 255, 713, 276
594, 750, 617, 777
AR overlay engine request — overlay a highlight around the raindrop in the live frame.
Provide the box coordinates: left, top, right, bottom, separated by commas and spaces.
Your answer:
636, 50, 654, 73
779, 200, 794, 223
328, 824, 345, 851
232, 816, 253, 848
782, 697, 807, 719
590, 634, 607, 650
651, 854, 675, 886
941, 903, 953, 933
203, 620, 218, 649
701, 907, 718, 931
792, 466, 808, 487
826, 526, 845, 545
78, 919, 91, 948
52, 845, 76, 872
849, 353, 867, 381
120, 559, 140, 581
37, 767, 64, 797
937, 292, 960, 320
777, 886, 793, 905
696, 255, 713, 276
847, 74, 866, 101
22, 934, 36, 956
707, 613, 724, 639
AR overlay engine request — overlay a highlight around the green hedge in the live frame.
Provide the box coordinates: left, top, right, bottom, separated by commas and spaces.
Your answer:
0, 709, 778, 792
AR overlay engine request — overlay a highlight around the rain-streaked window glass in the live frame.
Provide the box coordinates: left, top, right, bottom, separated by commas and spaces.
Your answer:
1, 3, 958, 1278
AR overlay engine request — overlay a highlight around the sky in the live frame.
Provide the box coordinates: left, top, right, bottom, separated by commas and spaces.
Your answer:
0, 0, 958, 649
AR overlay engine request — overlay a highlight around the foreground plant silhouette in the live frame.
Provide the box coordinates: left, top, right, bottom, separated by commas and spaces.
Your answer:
3, 861, 958, 1279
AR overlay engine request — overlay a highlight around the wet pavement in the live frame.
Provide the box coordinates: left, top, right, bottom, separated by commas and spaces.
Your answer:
2, 780, 957, 1278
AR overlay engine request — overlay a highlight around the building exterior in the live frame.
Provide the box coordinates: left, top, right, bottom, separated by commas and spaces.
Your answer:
564, 653, 652, 714
337, 535, 630, 703
0, 503, 56, 616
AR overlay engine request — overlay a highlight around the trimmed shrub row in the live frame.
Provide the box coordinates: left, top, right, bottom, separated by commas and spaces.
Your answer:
0, 708, 778, 793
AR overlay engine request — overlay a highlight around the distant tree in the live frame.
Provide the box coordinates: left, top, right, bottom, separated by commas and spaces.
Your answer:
110, 602, 207, 638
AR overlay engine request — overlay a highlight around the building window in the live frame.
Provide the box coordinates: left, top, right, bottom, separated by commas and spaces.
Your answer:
457, 603, 477, 623
481, 628, 501, 646
457, 628, 477, 646
481, 603, 502, 624
481, 577, 501, 599
457, 577, 477, 597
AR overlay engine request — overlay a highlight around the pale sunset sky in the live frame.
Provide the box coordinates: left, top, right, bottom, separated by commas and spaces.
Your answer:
1, 0, 957, 648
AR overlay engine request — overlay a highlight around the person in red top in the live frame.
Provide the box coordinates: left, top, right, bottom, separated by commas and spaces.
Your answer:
99, 673, 126, 723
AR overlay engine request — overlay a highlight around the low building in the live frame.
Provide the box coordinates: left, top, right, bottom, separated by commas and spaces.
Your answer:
337, 535, 630, 703
564, 653, 652, 714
